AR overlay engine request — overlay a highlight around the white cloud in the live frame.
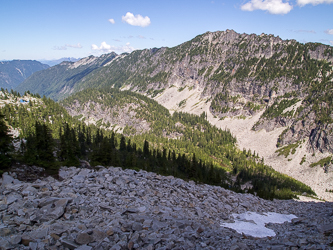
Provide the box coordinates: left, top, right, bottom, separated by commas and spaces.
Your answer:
108, 18, 115, 24
91, 42, 111, 53
297, 0, 333, 6
122, 12, 151, 27
325, 29, 333, 35
67, 43, 82, 48
91, 41, 135, 54
53, 43, 82, 50
241, 0, 293, 14
330, 41, 333, 45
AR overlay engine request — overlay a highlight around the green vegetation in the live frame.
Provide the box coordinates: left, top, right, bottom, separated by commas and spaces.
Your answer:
276, 141, 301, 158
0, 60, 49, 89
262, 98, 299, 119
211, 92, 261, 116
0, 112, 13, 172
0, 88, 316, 200
309, 156, 332, 168
245, 102, 262, 112
178, 86, 186, 92
300, 155, 306, 165
5, 31, 333, 200
178, 99, 187, 107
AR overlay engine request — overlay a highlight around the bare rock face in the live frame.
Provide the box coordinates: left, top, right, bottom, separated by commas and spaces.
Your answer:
309, 124, 333, 153
65, 100, 151, 135
254, 116, 294, 133
0, 167, 333, 249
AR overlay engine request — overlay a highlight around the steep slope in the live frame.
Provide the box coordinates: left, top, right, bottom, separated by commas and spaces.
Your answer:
14, 29, 333, 200
16, 53, 117, 101
25, 29, 333, 154
2, 88, 316, 200
0, 60, 49, 89
60, 88, 169, 135
60, 88, 318, 200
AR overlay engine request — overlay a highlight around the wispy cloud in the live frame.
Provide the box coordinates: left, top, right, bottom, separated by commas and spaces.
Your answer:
290, 29, 316, 34
108, 18, 115, 24
91, 41, 135, 54
319, 39, 333, 45
122, 12, 151, 27
53, 43, 82, 50
325, 29, 333, 35
137, 35, 146, 39
241, 0, 293, 14
297, 0, 333, 6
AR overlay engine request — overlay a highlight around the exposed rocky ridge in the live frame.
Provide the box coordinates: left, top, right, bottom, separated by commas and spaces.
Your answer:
1, 166, 333, 249
16, 30, 333, 155
0, 60, 49, 89
65, 100, 150, 135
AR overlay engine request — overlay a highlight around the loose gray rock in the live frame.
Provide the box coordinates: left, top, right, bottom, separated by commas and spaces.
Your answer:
0, 166, 332, 249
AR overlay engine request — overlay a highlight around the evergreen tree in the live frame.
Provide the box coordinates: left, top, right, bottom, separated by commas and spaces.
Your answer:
24, 122, 55, 169
0, 113, 12, 170
143, 140, 150, 157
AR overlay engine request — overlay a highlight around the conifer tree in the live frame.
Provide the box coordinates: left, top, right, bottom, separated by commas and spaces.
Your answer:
0, 113, 12, 170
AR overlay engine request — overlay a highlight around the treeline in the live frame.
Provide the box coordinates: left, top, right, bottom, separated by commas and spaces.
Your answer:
0, 89, 316, 200
2, 117, 228, 187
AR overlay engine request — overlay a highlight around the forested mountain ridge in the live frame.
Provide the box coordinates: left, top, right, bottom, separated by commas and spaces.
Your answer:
0, 88, 316, 200
16, 53, 117, 101
0, 60, 49, 89
14, 29, 333, 200
16, 30, 333, 153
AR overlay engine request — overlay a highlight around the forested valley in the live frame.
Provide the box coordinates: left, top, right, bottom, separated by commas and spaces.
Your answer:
0, 88, 315, 200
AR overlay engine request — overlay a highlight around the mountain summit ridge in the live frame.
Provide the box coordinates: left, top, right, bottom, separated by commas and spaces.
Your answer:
15, 29, 333, 200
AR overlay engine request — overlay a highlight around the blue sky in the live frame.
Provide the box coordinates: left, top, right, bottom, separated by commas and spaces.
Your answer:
1, 0, 333, 60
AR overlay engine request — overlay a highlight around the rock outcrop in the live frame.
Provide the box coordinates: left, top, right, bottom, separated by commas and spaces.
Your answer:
1, 166, 332, 249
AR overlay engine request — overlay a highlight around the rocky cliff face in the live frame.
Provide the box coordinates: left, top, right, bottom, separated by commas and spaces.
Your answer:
65, 99, 151, 135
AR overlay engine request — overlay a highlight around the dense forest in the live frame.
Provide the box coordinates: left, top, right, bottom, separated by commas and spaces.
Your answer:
0, 88, 315, 200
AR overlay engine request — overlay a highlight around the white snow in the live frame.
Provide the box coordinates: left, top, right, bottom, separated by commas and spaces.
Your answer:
221, 211, 297, 238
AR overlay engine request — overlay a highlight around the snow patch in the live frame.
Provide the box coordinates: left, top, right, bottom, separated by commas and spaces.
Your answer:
221, 212, 297, 238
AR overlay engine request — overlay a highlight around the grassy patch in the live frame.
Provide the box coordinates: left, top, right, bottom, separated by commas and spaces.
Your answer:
276, 141, 301, 158
309, 156, 332, 168
300, 155, 306, 165
178, 99, 187, 107
178, 86, 186, 92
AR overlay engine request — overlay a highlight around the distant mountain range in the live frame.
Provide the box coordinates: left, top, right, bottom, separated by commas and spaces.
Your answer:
39, 57, 80, 67
0, 60, 49, 89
